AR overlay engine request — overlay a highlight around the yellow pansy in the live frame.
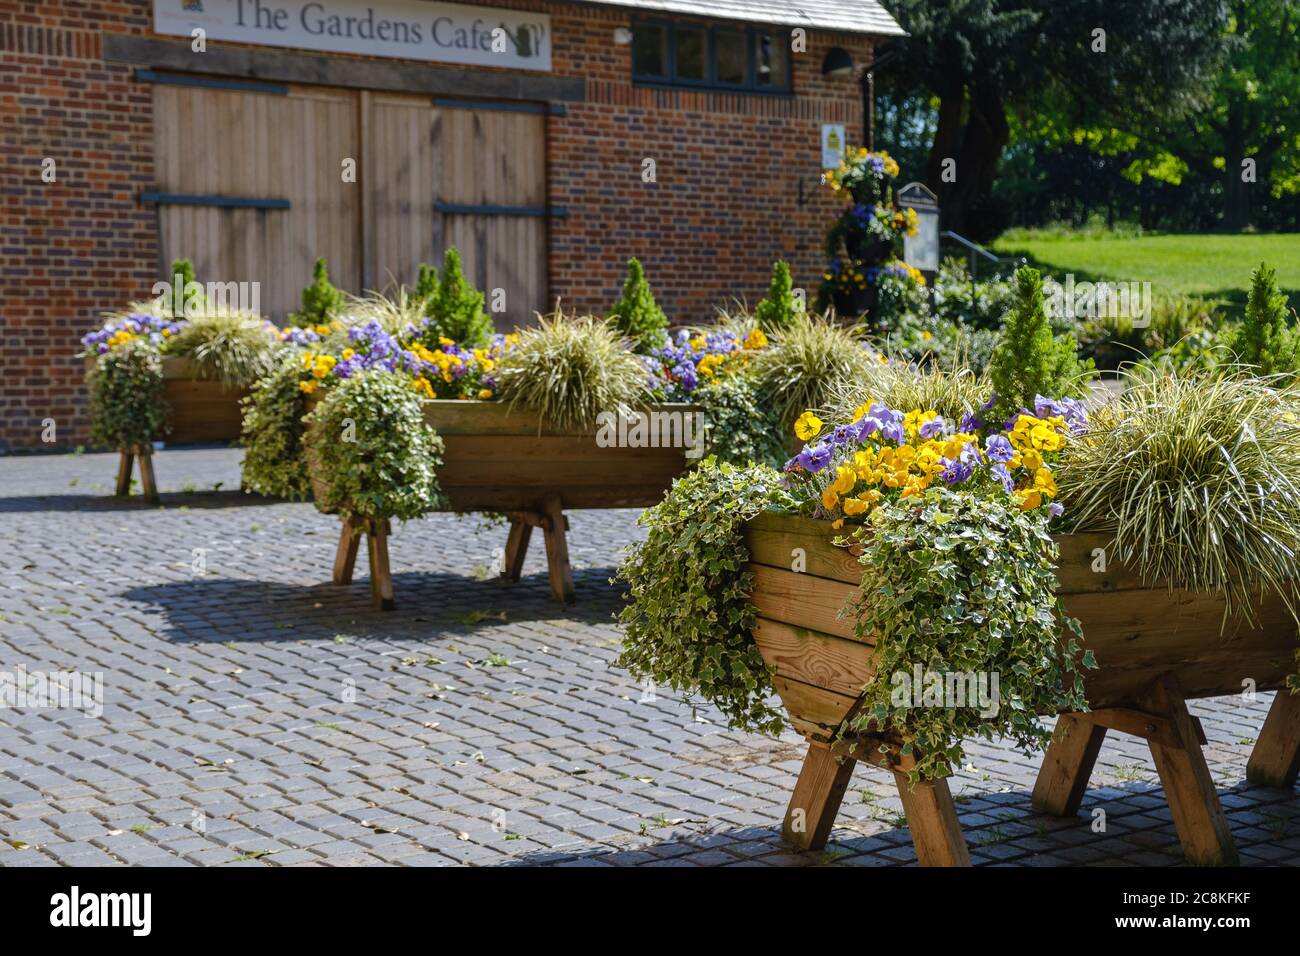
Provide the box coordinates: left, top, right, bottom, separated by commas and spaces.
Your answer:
794, 411, 823, 441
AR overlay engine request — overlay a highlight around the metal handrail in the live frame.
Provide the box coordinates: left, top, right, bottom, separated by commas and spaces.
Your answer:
941, 230, 1003, 264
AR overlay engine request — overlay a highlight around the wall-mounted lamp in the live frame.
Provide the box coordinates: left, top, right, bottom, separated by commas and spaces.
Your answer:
821, 47, 855, 78
613, 27, 633, 45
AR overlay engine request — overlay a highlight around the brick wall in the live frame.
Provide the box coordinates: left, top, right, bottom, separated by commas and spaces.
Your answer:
0, 1, 872, 450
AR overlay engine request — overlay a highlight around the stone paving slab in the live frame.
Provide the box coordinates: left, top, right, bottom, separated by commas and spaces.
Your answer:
0, 446, 1296, 867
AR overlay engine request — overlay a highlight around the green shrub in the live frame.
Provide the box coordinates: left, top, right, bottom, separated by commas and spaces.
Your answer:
422, 248, 493, 347
609, 258, 669, 352
163, 310, 279, 387
413, 262, 438, 304
753, 260, 800, 333
306, 370, 446, 524
615, 459, 791, 735
1057, 372, 1300, 627
986, 266, 1091, 426
291, 257, 345, 328
1225, 264, 1300, 379
750, 314, 882, 429
240, 357, 312, 500
494, 311, 651, 429
847, 488, 1092, 784
167, 257, 205, 316
88, 340, 167, 449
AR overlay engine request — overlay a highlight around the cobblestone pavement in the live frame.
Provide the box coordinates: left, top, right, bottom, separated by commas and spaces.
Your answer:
0, 447, 1296, 867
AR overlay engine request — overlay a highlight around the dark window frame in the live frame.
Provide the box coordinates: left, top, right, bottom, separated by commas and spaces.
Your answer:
630, 18, 793, 95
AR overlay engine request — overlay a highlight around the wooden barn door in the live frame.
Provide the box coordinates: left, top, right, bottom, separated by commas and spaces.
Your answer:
151, 79, 361, 319
432, 101, 550, 327
150, 77, 548, 326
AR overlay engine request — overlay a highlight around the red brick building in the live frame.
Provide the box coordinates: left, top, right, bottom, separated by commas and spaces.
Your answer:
0, 0, 902, 449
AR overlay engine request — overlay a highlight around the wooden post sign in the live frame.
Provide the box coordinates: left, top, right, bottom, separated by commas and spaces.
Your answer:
898, 182, 941, 278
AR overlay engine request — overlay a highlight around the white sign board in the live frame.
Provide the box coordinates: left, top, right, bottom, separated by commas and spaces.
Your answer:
820, 124, 846, 170
904, 211, 940, 273
154, 0, 552, 71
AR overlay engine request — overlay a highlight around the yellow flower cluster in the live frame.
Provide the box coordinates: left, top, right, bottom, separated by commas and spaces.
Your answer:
1006, 414, 1064, 509
298, 351, 337, 393
895, 207, 920, 238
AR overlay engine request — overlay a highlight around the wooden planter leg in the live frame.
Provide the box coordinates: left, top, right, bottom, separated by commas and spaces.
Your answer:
540, 493, 574, 604
895, 773, 972, 867
1032, 714, 1109, 816
501, 517, 533, 583
332, 517, 360, 586
135, 447, 159, 504
367, 520, 395, 611
115, 449, 135, 497
1246, 690, 1300, 790
1140, 674, 1239, 866
782, 740, 855, 851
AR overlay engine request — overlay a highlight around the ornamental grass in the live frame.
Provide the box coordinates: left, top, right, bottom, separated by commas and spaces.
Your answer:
1056, 371, 1300, 625
494, 310, 651, 430
750, 314, 882, 428
164, 310, 280, 387
827, 362, 991, 428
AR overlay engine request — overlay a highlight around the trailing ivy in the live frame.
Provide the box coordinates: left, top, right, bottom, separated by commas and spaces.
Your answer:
87, 341, 167, 449
615, 460, 792, 735
845, 488, 1093, 784
306, 370, 447, 524
695, 373, 788, 468
240, 356, 312, 500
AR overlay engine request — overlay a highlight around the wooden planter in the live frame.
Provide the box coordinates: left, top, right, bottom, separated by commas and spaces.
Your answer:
311, 400, 698, 608
88, 356, 248, 503
742, 511, 1300, 866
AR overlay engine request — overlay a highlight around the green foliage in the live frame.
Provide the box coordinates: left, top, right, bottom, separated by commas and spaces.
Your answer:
88, 340, 167, 449
168, 258, 204, 314
751, 314, 882, 428
829, 362, 992, 427
413, 262, 438, 304
494, 312, 651, 429
846, 488, 1092, 784
422, 248, 493, 347
1057, 372, 1300, 626
987, 266, 1091, 425
694, 373, 788, 468
306, 370, 446, 524
753, 261, 800, 333
240, 357, 312, 500
291, 258, 345, 328
1225, 264, 1300, 378
609, 258, 669, 352
615, 460, 792, 735
162, 311, 279, 387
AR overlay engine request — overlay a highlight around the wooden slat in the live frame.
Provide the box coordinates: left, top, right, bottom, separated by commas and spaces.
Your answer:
744, 563, 860, 641
1246, 690, 1300, 789
437, 455, 684, 490
425, 401, 699, 436
743, 510, 861, 583
770, 674, 859, 739
440, 483, 675, 512
751, 617, 874, 697
441, 435, 690, 462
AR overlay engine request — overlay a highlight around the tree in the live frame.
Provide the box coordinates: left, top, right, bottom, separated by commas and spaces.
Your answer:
880, 0, 1227, 236
292, 257, 345, 328
423, 247, 493, 347
609, 258, 669, 352
754, 261, 800, 332
987, 266, 1090, 425
1227, 263, 1300, 375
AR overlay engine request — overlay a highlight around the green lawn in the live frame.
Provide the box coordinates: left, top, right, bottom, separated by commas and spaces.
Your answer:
989, 232, 1300, 311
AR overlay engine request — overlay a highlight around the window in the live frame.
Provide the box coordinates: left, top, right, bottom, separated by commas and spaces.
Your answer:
675, 26, 707, 81
632, 23, 667, 77
631, 20, 792, 93
754, 31, 789, 89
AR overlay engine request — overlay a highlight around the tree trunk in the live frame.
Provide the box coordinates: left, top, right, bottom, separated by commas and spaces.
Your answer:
1223, 93, 1249, 231
925, 75, 966, 219
938, 82, 1009, 236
